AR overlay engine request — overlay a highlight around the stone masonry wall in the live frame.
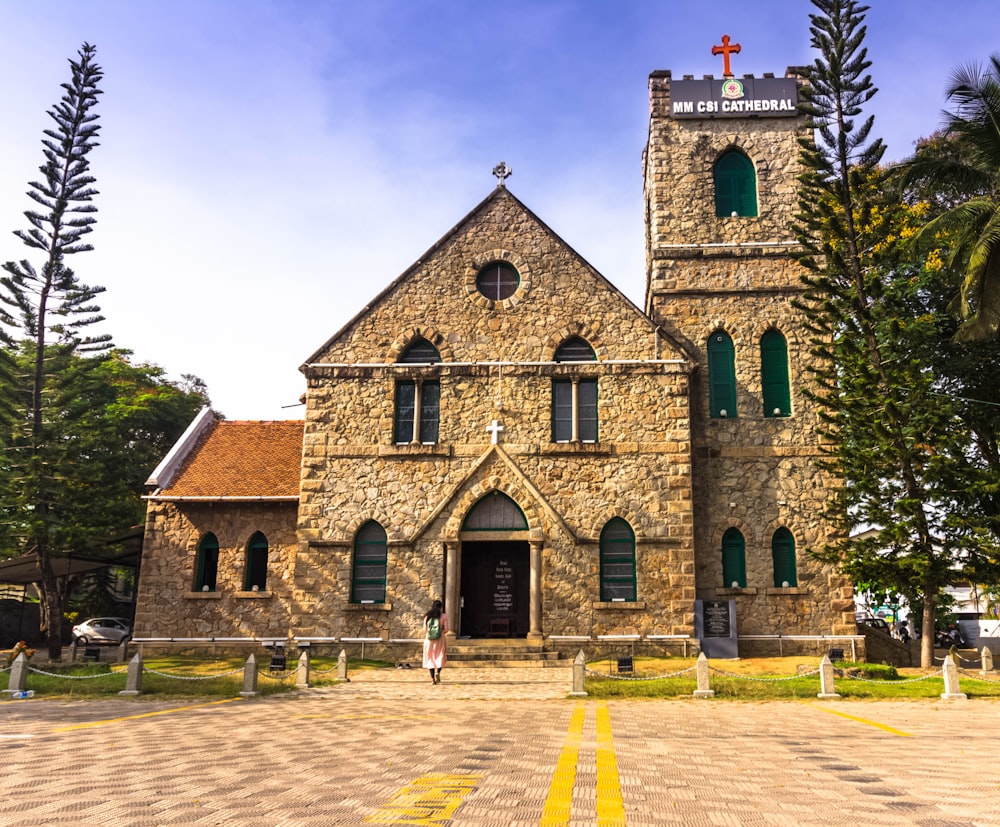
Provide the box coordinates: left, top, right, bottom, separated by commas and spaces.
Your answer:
134, 501, 299, 640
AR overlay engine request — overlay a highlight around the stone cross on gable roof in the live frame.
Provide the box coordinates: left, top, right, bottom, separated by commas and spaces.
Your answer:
492, 162, 512, 187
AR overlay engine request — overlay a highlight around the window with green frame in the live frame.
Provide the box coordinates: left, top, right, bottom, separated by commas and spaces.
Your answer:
771, 527, 797, 587
707, 331, 737, 418
721, 528, 746, 588
352, 521, 388, 603
244, 532, 268, 591
600, 518, 636, 601
394, 339, 441, 444
714, 150, 758, 217
760, 329, 791, 417
195, 532, 219, 591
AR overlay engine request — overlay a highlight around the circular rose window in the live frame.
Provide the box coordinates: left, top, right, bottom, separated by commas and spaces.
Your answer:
475, 261, 520, 301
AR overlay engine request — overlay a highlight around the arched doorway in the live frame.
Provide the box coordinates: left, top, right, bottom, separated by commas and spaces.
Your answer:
458, 492, 531, 638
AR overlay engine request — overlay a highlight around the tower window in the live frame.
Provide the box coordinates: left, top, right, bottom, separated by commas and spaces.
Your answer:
771, 527, 797, 587
714, 150, 758, 217
760, 329, 791, 417
707, 331, 737, 419
721, 528, 746, 588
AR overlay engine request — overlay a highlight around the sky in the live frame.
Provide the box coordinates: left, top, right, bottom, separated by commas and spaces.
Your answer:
1, 1, 997, 421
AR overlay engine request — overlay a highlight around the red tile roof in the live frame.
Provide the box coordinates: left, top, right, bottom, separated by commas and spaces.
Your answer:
156, 420, 303, 499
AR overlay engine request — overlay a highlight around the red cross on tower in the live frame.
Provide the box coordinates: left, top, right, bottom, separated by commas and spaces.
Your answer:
711, 34, 742, 78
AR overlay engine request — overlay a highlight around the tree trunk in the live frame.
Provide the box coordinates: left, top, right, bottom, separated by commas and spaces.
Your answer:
36, 554, 64, 661
920, 588, 938, 669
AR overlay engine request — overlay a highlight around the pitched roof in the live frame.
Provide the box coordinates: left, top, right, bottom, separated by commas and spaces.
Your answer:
151, 419, 303, 500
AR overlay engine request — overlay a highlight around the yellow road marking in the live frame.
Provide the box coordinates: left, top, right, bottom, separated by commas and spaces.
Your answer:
812, 705, 913, 736
364, 773, 480, 824
595, 703, 626, 825
540, 703, 587, 826
53, 697, 242, 732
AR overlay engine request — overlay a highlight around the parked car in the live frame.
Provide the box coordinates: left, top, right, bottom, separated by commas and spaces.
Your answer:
71, 617, 132, 646
859, 616, 891, 632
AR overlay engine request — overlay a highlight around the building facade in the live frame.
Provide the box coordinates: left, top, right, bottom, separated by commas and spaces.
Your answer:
134, 64, 857, 654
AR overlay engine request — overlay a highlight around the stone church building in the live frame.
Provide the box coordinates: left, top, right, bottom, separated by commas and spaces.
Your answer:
135, 61, 858, 655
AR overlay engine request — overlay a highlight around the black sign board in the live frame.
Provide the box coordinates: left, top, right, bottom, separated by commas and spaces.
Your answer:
703, 600, 732, 638
670, 77, 798, 119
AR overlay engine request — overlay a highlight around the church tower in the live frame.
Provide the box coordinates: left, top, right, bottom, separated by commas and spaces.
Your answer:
643, 45, 857, 639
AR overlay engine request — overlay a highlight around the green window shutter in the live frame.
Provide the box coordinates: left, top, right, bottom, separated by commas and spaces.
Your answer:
195, 533, 219, 591
721, 528, 746, 588
552, 379, 573, 442
771, 528, 797, 587
707, 332, 737, 418
394, 381, 415, 444
714, 151, 758, 217
600, 518, 636, 601
419, 380, 440, 443
761, 329, 791, 417
245, 532, 268, 591
352, 521, 387, 603
578, 379, 598, 442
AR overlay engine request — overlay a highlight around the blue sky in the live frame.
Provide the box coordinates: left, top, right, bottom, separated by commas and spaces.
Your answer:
1, 1, 997, 420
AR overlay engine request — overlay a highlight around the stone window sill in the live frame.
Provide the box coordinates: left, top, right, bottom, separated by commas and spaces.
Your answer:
593, 601, 647, 610
186, 591, 223, 599
766, 587, 804, 596
234, 590, 272, 599
543, 443, 611, 456
379, 444, 451, 458
345, 602, 392, 612
716, 587, 758, 596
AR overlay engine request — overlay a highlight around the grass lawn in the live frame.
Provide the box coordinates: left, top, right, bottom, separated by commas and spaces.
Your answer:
582, 655, 1000, 700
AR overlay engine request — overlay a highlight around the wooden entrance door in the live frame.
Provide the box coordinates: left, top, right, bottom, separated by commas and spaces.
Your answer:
459, 541, 529, 638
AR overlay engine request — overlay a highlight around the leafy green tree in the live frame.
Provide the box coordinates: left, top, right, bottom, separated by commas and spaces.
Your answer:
794, 1, 1000, 667
901, 55, 1000, 340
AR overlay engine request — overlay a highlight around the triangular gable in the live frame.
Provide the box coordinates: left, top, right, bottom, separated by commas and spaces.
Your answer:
408, 444, 577, 544
301, 185, 693, 368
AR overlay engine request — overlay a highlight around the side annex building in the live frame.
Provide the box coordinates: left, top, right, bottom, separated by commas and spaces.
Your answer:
135, 62, 858, 656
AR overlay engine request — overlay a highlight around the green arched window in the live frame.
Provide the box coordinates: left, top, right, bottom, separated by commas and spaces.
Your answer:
760, 329, 791, 417
714, 150, 758, 217
707, 331, 737, 419
195, 532, 219, 592
771, 527, 797, 587
352, 521, 388, 603
600, 518, 636, 601
244, 531, 268, 591
721, 528, 746, 588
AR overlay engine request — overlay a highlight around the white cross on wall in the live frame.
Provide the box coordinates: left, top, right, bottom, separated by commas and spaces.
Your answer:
486, 419, 504, 445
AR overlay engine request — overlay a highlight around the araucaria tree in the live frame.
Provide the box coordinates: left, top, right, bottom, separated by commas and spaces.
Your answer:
794, 1, 999, 667
0, 44, 111, 658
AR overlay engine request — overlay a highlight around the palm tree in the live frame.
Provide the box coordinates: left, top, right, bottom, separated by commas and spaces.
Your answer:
902, 54, 1000, 340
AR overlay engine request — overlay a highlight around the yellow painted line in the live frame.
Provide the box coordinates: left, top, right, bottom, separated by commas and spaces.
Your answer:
595, 703, 626, 825
364, 773, 480, 824
539, 703, 586, 826
812, 705, 913, 737
52, 697, 242, 732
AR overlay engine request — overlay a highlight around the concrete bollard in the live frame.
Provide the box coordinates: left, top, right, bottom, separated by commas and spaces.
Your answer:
693, 652, 714, 698
817, 654, 840, 699
569, 649, 587, 697
940, 653, 967, 700
337, 649, 349, 682
2, 652, 29, 697
119, 653, 143, 696
296, 649, 311, 688
116, 640, 128, 664
240, 653, 260, 697
981, 646, 994, 674
65, 642, 77, 664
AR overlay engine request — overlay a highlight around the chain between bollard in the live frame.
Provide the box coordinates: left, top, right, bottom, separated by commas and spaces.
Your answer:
583, 664, 698, 681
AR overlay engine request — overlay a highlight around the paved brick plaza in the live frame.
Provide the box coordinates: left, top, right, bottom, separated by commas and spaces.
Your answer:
2, 669, 998, 825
